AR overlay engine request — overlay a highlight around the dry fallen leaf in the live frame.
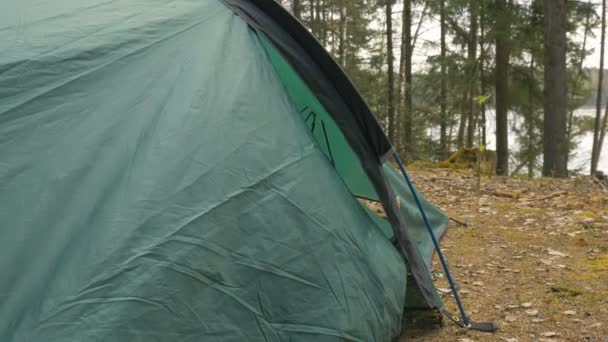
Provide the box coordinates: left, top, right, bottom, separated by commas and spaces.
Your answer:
500, 338, 518, 342
525, 309, 539, 316
547, 249, 568, 257
541, 332, 558, 337
521, 302, 533, 308
563, 310, 576, 315
540, 259, 553, 266
505, 315, 517, 322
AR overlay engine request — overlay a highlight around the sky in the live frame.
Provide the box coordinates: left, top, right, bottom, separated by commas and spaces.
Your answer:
580, 0, 604, 68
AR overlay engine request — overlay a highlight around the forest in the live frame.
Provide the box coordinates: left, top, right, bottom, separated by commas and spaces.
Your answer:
277, 0, 608, 178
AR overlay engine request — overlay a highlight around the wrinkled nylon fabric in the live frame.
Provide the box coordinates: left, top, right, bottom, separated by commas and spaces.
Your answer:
257, 35, 379, 202
383, 164, 448, 309
0, 1, 406, 341
257, 34, 449, 255
383, 165, 448, 267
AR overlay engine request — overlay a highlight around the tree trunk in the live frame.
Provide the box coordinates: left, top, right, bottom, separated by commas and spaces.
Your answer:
495, 0, 510, 176
592, 0, 606, 175
397, 0, 406, 153
386, 0, 396, 144
403, 0, 413, 157
465, 0, 479, 148
309, 0, 316, 36
440, 0, 448, 157
292, 0, 302, 19
457, 99, 467, 147
338, 1, 347, 66
321, 0, 329, 45
543, 0, 568, 178
479, 0, 487, 146
527, 58, 536, 178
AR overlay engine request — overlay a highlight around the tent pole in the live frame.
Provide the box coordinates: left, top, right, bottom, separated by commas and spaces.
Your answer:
392, 151, 471, 327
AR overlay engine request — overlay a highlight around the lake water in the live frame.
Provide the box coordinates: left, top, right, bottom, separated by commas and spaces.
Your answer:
482, 108, 608, 175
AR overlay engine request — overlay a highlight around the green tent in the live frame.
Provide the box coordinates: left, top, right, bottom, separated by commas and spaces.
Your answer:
0, 0, 449, 340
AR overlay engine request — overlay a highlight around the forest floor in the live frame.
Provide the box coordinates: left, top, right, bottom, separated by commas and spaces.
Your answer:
399, 167, 608, 342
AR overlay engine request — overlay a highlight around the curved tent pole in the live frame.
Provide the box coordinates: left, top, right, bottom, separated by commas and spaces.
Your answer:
392, 152, 471, 327
392, 152, 498, 332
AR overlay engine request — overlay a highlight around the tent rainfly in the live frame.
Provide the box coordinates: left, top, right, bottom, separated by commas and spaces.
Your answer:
0, 0, 491, 340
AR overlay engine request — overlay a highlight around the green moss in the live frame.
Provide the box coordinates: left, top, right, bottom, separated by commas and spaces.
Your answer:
573, 211, 600, 220
588, 255, 608, 271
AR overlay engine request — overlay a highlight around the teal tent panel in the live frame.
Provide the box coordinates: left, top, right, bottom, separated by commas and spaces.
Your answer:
0, 1, 406, 341
258, 35, 380, 202
382, 164, 448, 309
383, 164, 449, 268
361, 205, 395, 240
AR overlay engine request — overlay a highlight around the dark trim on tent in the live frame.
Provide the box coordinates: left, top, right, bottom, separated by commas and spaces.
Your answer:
223, 0, 391, 160
221, 0, 444, 312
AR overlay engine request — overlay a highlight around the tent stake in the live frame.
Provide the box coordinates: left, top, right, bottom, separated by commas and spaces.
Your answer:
392, 152, 471, 327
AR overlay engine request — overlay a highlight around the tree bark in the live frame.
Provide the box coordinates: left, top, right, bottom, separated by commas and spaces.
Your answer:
321, 0, 329, 45
527, 58, 536, 178
397, 0, 407, 153
338, 0, 347, 66
440, 0, 448, 157
309, 0, 317, 37
479, 0, 487, 146
495, 0, 510, 176
403, 0, 413, 157
457, 98, 467, 147
543, 0, 568, 178
386, 0, 396, 144
465, 0, 478, 148
592, 0, 606, 175
292, 0, 302, 19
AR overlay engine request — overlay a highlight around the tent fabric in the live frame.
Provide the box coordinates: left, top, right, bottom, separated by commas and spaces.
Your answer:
0, 1, 407, 340
222, 0, 448, 313
383, 165, 448, 267
0, 0, 452, 340
223, 0, 393, 161
257, 34, 380, 202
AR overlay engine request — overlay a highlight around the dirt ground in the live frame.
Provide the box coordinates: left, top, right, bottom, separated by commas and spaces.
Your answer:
399, 168, 608, 342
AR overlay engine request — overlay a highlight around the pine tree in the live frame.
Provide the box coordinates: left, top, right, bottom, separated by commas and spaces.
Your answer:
495, 0, 510, 175
592, 0, 606, 175
440, 0, 448, 157
543, 0, 568, 177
